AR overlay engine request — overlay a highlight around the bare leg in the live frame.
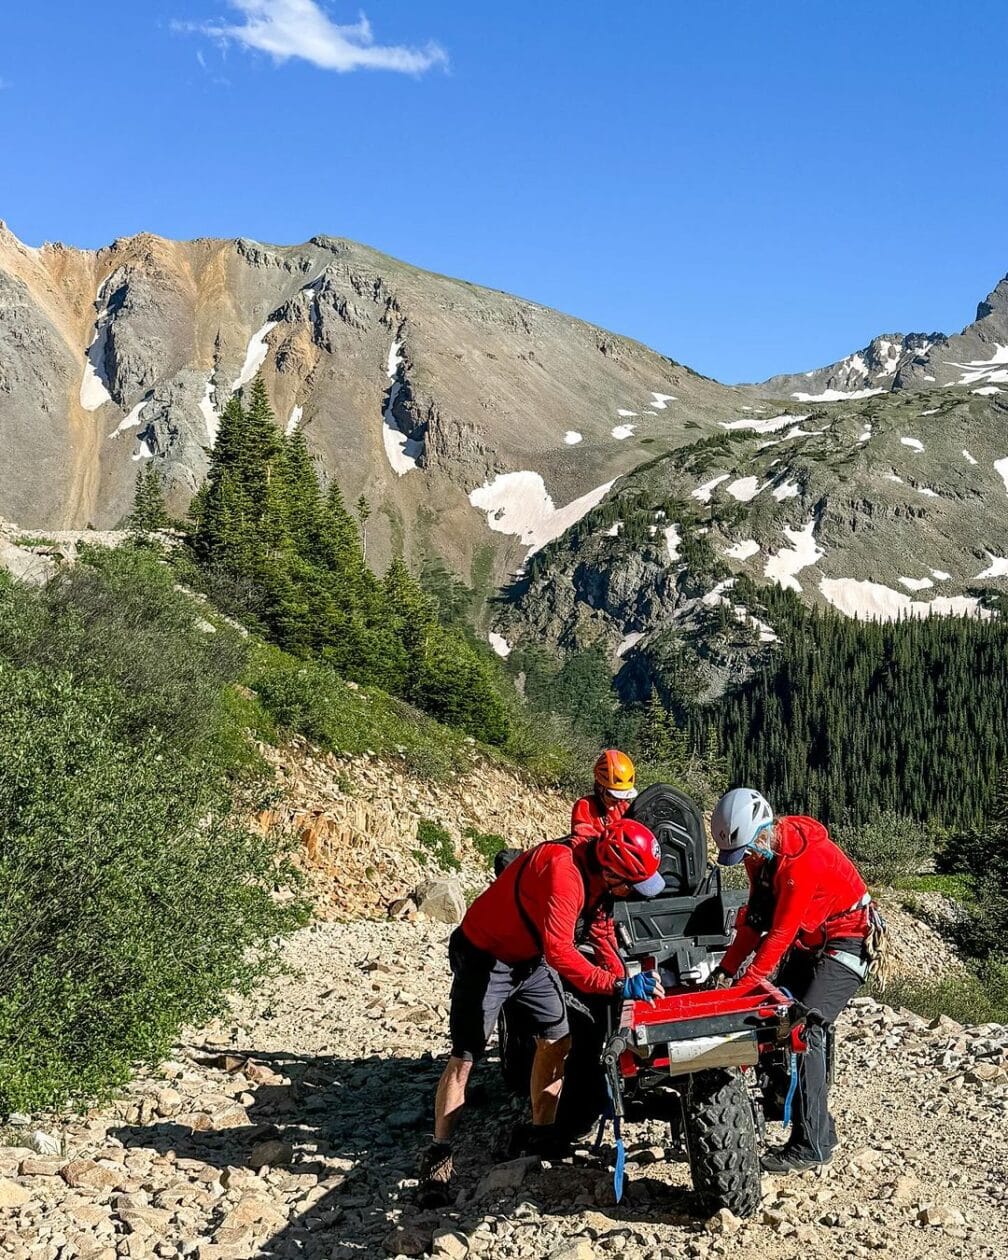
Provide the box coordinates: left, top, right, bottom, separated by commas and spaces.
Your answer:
434, 1054, 473, 1142
530, 1034, 571, 1125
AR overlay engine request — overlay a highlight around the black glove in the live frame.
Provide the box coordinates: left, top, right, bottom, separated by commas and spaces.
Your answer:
702, 966, 732, 990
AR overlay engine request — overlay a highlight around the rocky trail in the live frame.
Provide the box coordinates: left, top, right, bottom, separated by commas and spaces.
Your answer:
5, 914, 1007, 1260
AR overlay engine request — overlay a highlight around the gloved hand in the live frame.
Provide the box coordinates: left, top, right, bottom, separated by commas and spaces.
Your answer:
620, 971, 665, 1004
702, 966, 733, 991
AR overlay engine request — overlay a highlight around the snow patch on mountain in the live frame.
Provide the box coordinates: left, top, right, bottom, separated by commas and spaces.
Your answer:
974, 386, 1003, 396
726, 476, 761, 502
791, 386, 885, 402
975, 553, 1008, 580
901, 437, 924, 453
564, 431, 583, 445
663, 523, 681, 563
721, 414, 806, 434
286, 405, 303, 436
469, 472, 616, 555
764, 520, 823, 593
899, 576, 934, 591
995, 458, 1008, 494
109, 397, 148, 439
611, 424, 636, 440
231, 320, 278, 392
772, 479, 800, 501
382, 340, 423, 477
80, 309, 113, 411
692, 474, 730, 503
820, 578, 989, 622
199, 380, 219, 445
488, 632, 511, 658
963, 450, 978, 466
649, 392, 676, 410
725, 538, 760, 560
617, 409, 637, 417
943, 344, 1008, 388
931, 569, 952, 581
616, 631, 643, 658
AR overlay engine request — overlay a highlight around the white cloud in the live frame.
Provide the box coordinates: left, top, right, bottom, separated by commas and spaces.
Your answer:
191, 1, 447, 74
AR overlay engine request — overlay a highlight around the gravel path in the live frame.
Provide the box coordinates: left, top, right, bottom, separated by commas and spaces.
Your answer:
6, 919, 1008, 1260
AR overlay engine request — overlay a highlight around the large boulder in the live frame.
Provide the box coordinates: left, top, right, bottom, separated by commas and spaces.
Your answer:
413, 879, 466, 924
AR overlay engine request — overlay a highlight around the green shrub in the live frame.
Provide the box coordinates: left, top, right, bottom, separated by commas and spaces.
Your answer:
832, 811, 932, 887
248, 643, 464, 780
0, 551, 306, 1113
464, 827, 508, 868
873, 957, 1008, 1025
414, 820, 460, 872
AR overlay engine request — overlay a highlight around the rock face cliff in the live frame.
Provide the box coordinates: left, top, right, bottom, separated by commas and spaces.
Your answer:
2, 221, 1006, 655
0, 222, 747, 582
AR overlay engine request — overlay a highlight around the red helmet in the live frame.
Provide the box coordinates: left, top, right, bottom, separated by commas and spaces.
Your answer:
596, 818, 665, 897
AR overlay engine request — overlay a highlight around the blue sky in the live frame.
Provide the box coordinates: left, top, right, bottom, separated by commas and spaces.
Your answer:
1, 1, 1006, 382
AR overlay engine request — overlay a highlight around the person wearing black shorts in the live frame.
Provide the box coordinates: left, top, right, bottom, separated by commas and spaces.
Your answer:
417, 820, 666, 1206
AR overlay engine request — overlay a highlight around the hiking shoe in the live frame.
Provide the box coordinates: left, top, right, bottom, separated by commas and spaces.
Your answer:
417, 1141, 454, 1207
761, 1145, 833, 1174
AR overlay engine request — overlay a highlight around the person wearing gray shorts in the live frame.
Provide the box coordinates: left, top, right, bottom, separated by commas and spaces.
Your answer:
447, 927, 569, 1062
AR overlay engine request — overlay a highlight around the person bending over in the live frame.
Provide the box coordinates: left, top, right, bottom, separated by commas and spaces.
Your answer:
418, 818, 665, 1205
709, 787, 872, 1174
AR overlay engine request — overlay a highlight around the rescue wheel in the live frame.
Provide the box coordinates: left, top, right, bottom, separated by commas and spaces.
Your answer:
682, 1067, 761, 1217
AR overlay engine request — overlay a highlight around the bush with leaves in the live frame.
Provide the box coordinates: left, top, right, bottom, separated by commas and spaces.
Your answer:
831, 811, 931, 887
0, 551, 306, 1113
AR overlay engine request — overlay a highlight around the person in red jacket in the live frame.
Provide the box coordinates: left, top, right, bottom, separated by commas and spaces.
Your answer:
418, 818, 665, 1205
571, 748, 638, 838
709, 788, 870, 1174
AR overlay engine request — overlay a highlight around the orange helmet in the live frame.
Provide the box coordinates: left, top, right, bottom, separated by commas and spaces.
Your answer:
594, 749, 637, 800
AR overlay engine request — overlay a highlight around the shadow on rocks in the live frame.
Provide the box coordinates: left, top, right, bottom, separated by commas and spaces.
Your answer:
110, 1045, 702, 1259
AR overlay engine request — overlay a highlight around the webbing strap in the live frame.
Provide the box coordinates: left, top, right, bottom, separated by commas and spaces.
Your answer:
824, 946, 870, 980
782, 1052, 799, 1128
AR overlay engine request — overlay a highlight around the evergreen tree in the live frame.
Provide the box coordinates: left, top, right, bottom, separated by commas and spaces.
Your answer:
129, 463, 169, 535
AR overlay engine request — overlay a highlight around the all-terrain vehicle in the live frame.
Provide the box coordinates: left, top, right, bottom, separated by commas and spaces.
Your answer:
498, 784, 808, 1218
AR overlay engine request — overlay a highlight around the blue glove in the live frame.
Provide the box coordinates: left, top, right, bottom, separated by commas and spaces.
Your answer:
620, 971, 658, 1002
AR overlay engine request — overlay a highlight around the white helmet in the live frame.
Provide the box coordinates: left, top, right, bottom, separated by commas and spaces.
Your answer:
711, 788, 774, 865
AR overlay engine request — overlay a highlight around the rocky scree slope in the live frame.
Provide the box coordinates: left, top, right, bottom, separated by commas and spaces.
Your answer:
255, 735, 571, 919
0, 222, 746, 584
0, 721, 992, 1259
3, 911, 1003, 1260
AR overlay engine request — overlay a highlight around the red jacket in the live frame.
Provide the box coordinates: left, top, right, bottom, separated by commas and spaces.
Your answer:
571, 793, 630, 838
720, 815, 868, 984
461, 836, 625, 996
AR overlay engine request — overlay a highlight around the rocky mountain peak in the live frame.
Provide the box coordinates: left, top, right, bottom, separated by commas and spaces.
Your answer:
976, 274, 1008, 322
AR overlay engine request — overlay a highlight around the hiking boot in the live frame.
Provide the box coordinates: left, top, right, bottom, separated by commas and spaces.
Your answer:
417, 1141, 454, 1207
761, 1144, 833, 1174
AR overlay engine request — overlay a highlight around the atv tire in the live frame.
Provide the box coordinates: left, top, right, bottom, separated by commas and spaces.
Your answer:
682, 1068, 761, 1217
